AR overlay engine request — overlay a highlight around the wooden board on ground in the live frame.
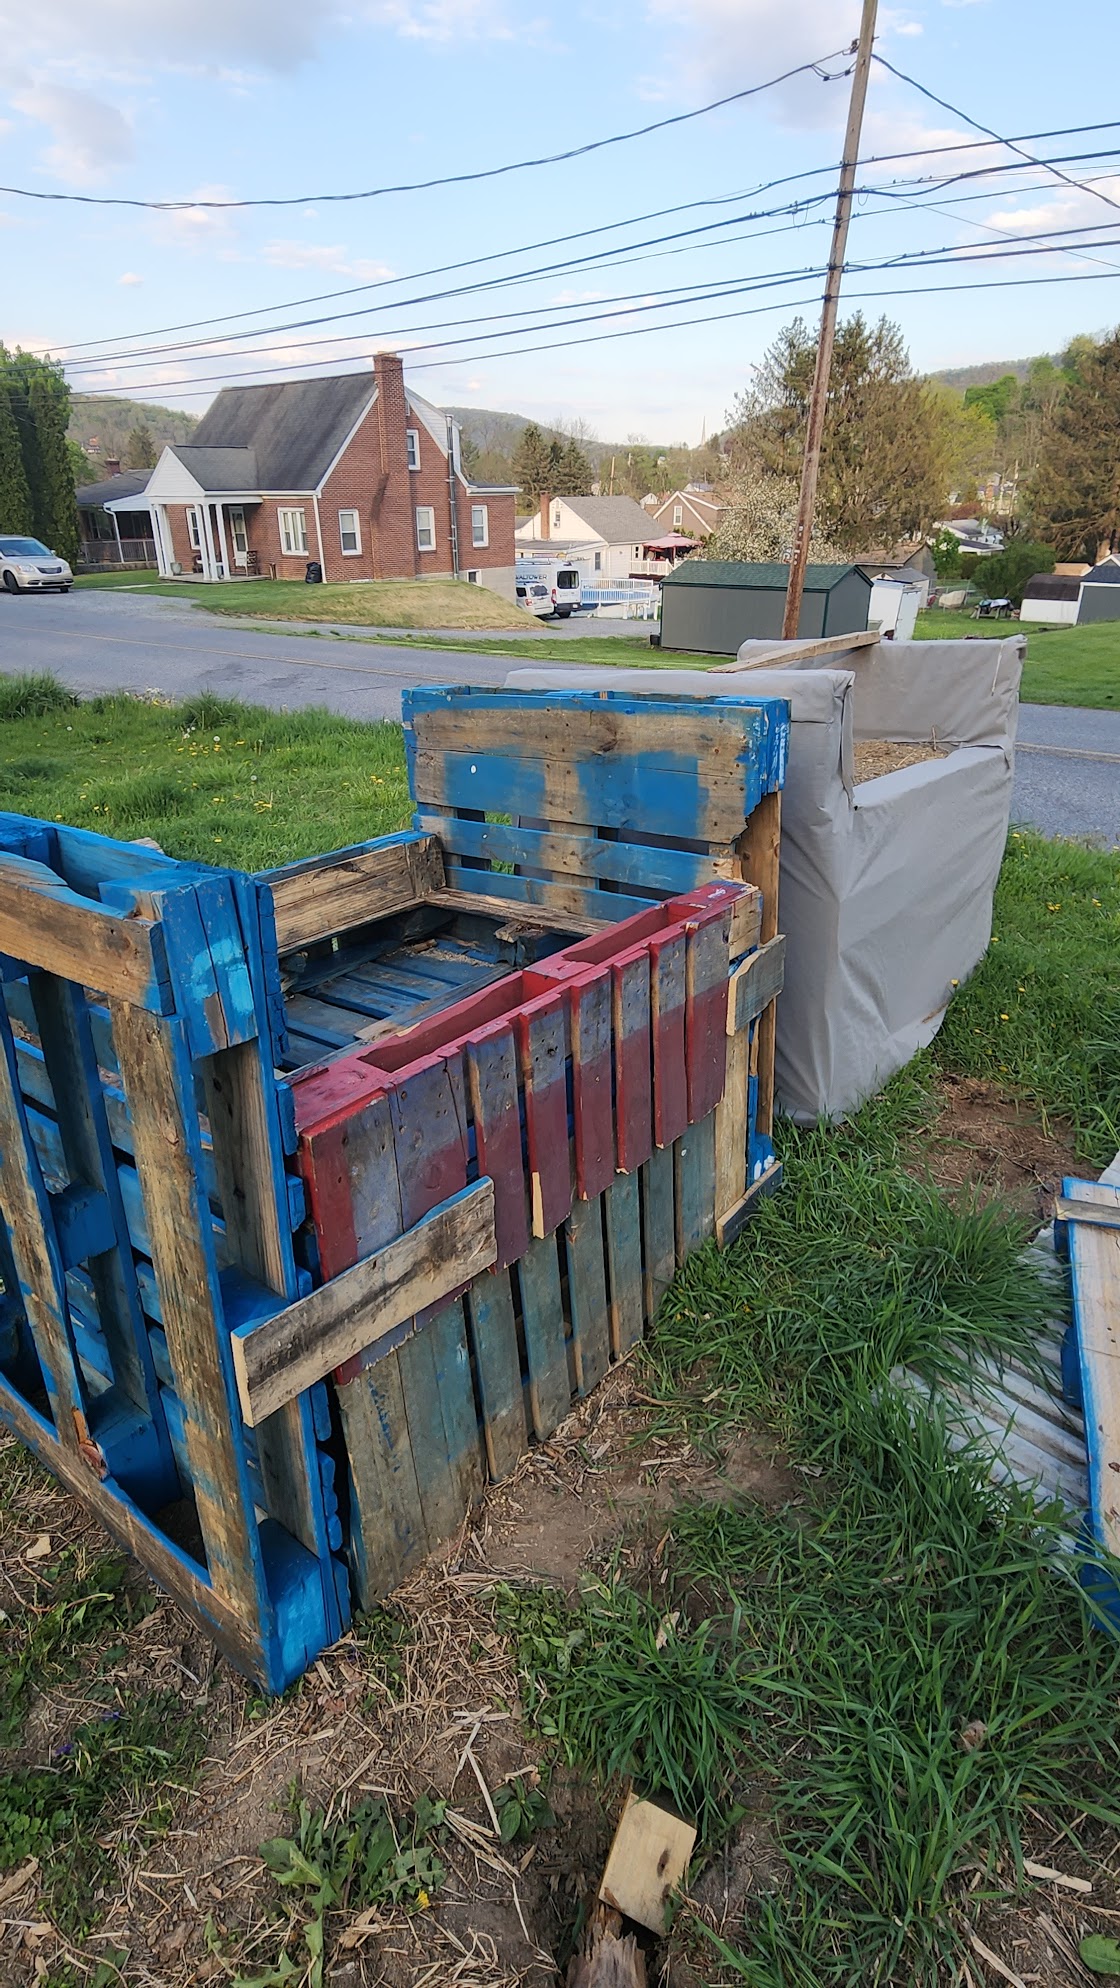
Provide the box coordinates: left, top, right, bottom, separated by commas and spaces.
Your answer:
708, 627, 880, 673
1061, 1173, 1120, 1559
598, 1791, 697, 1932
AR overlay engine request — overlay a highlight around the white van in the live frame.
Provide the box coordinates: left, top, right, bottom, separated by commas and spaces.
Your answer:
515, 558, 583, 619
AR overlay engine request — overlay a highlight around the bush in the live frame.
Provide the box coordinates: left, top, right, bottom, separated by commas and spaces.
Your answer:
977, 539, 1056, 606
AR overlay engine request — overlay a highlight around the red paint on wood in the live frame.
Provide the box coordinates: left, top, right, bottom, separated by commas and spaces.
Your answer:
466, 1023, 530, 1272
570, 969, 614, 1201
650, 931, 688, 1149
612, 948, 652, 1175
297, 1118, 360, 1280
518, 991, 572, 1238
685, 914, 731, 1122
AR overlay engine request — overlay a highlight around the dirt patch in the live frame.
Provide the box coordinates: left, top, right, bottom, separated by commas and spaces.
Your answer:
854, 738, 948, 782
915, 1071, 1083, 1225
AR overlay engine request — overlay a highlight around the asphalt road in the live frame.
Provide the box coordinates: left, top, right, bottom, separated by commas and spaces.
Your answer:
1, 591, 1117, 845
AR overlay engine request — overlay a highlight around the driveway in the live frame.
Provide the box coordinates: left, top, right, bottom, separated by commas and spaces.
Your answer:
1, 592, 1117, 845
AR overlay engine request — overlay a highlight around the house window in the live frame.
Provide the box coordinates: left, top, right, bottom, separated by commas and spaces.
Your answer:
406, 428, 421, 471
471, 504, 489, 549
673, 504, 683, 529
338, 507, 361, 555
187, 507, 201, 551
278, 506, 308, 556
466, 569, 479, 584
594, 551, 601, 572
552, 502, 562, 530
415, 505, 436, 551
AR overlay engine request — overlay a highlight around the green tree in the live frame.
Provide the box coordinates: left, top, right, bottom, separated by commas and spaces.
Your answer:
975, 539, 1055, 606
727, 314, 944, 552
0, 377, 33, 533
931, 527, 962, 579
28, 366, 80, 563
553, 435, 593, 495
67, 438, 97, 487
512, 422, 555, 503
963, 373, 1020, 427
926, 383, 996, 504
125, 421, 157, 469
1031, 328, 1120, 559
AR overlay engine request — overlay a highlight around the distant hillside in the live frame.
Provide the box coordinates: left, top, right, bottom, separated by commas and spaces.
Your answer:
442, 405, 670, 465
930, 356, 1058, 393
68, 394, 198, 466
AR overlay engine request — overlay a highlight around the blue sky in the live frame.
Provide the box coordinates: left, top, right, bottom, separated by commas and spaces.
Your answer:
3, 0, 1119, 443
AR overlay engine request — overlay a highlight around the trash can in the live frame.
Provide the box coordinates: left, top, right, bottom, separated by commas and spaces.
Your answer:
305, 561, 323, 585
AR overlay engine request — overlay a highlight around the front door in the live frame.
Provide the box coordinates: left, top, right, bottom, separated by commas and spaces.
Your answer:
228, 506, 249, 567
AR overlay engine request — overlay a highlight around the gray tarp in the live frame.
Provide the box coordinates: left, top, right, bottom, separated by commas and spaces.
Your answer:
506, 637, 1023, 1121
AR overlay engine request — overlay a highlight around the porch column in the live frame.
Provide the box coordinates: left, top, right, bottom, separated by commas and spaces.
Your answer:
151, 505, 169, 577
110, 511, 124, 564
198, 500, 219, 582
213, 502, 231, 581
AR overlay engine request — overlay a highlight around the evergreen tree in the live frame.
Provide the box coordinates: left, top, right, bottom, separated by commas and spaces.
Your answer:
554, 435, 593, 495
1, 350, 45, 532
1031, 330, 1120, 560
125, 421, 157, 469
28, 365, 80, 563
0, 378, 33, 533
512, 421, 555, 503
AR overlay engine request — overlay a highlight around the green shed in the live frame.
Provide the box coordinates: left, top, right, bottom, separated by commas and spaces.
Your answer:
659, 560, 875, 656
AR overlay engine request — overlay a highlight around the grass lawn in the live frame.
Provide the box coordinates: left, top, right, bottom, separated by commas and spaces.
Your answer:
0, 677, 1119, 1983
917, 607, 1120, 709
75, 572, 537, 630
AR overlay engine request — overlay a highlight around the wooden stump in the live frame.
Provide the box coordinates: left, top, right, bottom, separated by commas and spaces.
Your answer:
566, 1906, 648, 1988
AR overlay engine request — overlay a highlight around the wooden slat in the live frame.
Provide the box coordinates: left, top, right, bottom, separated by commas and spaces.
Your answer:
605, 1173, 644, 1358
613, 951, 653, 1176
675, 1115, 716, 1264
728, 936, 787, 1034
571, 972, 615, 1202
708, 627, 880, 673
0, 1004, 87, 1450
341, 1351, 429, 1601
466, 1270, 528, 1479
564, 1195, 611, 1395
413, 748, 756, 847
437, 873, 629, 929
640, 1145, 677, 1324
650, 932, 688, 1150
267, 836, 444, 952
397, 1299, 485, 1545
519, 993, 572, 1238
203, 1040, 324, 1562
714, 1026, 749, 1228
232, 1181, 497, 1426
684, 915, 729, 1124
1063, 1176, 1120, 1558
0, 852, 166, 1009
466, 1027, 530, 1272
715, 1158, 783, 1249
415, 811, 734, 897
516, 1233, 572, 1438
112, 1002, 263, 1618
735, 790, 781, 1139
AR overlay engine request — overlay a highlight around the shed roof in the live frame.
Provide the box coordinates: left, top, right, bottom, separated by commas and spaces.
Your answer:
661, 560, 872, 592
1082, 555, 1120, 585
1023, 573, 1080, 602
75, 469, 152, 509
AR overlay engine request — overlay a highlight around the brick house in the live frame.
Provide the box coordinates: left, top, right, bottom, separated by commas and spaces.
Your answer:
139, 353, 518, 596
647, 483, 727, 540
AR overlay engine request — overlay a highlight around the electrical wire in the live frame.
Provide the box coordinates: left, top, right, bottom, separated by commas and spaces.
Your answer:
0, 51, 851, 211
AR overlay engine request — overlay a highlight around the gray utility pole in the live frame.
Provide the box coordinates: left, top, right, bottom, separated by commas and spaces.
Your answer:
781, 0, 879, 640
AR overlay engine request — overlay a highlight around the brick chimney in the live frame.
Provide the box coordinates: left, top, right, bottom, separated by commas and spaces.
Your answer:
105, 457, 121, 477
540, 490, 551, 541
371, 351, 417, 579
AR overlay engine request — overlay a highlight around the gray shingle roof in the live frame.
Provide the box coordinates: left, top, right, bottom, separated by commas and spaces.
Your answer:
558, 495, 666, 543
662, 560, 872, 591
75, 469, 152, 509
186, 372, 374, 491
171, 446, 259, 491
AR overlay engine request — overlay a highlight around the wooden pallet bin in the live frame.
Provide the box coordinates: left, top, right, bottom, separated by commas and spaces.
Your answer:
0, 684, 789, 1670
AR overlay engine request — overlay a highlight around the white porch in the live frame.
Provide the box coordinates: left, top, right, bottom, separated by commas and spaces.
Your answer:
142, 444, 262, 582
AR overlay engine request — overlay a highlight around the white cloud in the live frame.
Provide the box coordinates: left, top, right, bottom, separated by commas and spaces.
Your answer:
118, 270, 144, 284
0, 0, 324, 74
148, 182, 241, 251
981, 180, 1120, 237
361, 0, 547, 40
10, 81, 132, 183
262, 240, 396, 281
643, 0, 862, 126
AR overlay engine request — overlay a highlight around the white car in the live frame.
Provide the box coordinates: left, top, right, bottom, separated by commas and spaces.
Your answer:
0, 536, 73, 593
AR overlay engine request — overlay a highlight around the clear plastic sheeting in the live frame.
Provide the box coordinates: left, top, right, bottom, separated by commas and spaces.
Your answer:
505, 636, 1024, 1121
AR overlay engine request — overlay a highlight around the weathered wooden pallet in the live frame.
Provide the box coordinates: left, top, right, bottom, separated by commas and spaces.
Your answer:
1054, 1157, 1120, 1617
0, 683, 791, 1672
0, 814, 346, 1692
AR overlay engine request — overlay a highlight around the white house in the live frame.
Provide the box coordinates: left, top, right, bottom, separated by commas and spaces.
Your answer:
515, 494, 668, 580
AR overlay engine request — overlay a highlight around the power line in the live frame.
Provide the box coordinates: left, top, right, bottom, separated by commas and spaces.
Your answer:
0, 52, 851, 211
64, 215, 1120, 393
